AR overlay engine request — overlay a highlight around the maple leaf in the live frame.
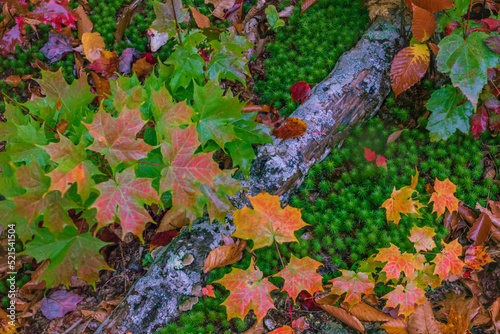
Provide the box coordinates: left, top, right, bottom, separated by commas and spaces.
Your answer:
42, 135, 101, 200
21, 226, 112, 289
232, 192, 308, 250
273, 254, 324, 302
432, 239, 465, 279
364, 147, 376, 161
159, 126, 224, 221
381, 186, 425, 225
408, 225, 436, 251
30, 0, 78, 31
150, 0, 188, 37
376, 156, 387, 168
87, 51, 120, 78
213, 259, 278, 323
383, 283, 427, 318
429, 178, 459, 217
413, 263, 442, 289
92, 168, 160, 241
375, 244, 425, 280
464, 246, 494, 270
290, 81, 311, 104
202, 285, 216, 298
390, 44, 430, 97
152, 87, 194, 140
329, 270, 375, 308
198, 172, 242, 223
84, 107, 154, 167
0, 17, 26, 56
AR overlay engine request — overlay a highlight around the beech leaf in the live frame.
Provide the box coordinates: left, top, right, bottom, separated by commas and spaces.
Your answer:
203, 239, 246, 273
390, 44, 430, 97
412, 5, 436, 42
340, 301, 393, 322
232, 192, 308, 250
379, 318, 408, 334
467, 213, 492, 246
411, 0, 453, 13
470, 106, 488, 140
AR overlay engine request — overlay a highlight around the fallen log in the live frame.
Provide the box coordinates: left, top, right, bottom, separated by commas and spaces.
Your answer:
95, 16, 403, 334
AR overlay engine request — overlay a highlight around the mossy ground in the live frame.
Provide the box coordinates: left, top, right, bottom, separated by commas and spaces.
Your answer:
254, 0, 370, 116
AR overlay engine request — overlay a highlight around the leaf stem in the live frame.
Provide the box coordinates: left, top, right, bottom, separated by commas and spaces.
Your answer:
170, 0, 183, 46
464, 0, 472, 40
275, 239, 293, 325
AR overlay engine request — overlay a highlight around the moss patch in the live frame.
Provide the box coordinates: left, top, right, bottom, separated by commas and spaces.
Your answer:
254, 0, 370, 116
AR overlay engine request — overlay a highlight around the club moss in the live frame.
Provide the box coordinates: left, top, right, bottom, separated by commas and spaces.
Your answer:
254, 0, 370, 116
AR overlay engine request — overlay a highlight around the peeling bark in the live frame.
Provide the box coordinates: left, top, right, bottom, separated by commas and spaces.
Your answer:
95, 16, 403, 334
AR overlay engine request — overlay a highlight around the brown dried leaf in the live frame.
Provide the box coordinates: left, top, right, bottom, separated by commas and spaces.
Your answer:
158, 209, 190, 232
443, 211, 460, 236
189, 6, 210, 28
74, 5, 93, 39
203, 239, 246, 273
179, 296, 198, 312
114, 0, 142, 43
429, 42, 439, 56
387, 129, 404, 144
90, 72, 110, 102
488, 296, 500, 331
243, 320, 265, 334
301, 0, 319, 13
314, 291, 340, 305
205, 0, 235, 19
74, 52, 86, 79
407, 301, 443, 334
458, 202, 477, 226
433, 293, 481, 323
379, 318, 408, 334
412, 5, 436, 43
440, 308, 469, 334
82, 31, 105, 63
132, 57, 154, 78
467, 213, 492, 246
3, 75, 22, 87
320, 304, 365, 332
271, 117, 307, 140
81, 309, 108, 323
340, 301, 393, 322
366, 0, 401, 21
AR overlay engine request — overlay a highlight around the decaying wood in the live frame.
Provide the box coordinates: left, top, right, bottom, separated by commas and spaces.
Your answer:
95, 16, 403, 334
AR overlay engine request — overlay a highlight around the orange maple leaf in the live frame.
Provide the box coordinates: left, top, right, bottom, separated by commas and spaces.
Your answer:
383, 282, 426, 318
429, 178, 459, 217
273, 255, 324, 302
375, 243, 425, 280
232, 192, 308, 250
213, 259, 278, 322
381, 186, 425, 226
413, 263, 442, 289
408, 225, 436, 251
329, 270, 375, 308
432, 239, 464, 279
202, 285, 215, 298
464, 246, 494, 270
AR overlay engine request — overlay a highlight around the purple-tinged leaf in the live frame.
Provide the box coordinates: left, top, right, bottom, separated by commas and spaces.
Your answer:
485, 36, 500, 54
471, 106, 488, 140
489, 113, 500, 132
41, 290, 83, 320
40, 32, 73, 63
482, 91, 500, 114
118, 48, 140, 74
0, 17, 26, 56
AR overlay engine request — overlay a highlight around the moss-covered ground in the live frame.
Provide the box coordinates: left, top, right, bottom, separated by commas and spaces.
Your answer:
254, 0, 370, 116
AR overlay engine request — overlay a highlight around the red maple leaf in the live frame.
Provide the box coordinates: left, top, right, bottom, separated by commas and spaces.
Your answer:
432, 239, 464, 279
375, 244, 425, 280
329, 270, 375, 308
429, 178, 459, 217
408, 225, 436, 251
376, 156, 387, 168
213, 259, 278, 323
0, 17, 26, 56
30, 0, 78, 31
232, 192, 308, 250
202, 285, 216, 298
92, 168, 159, 241
290, 81, 311, 104
273, 255, 324, 302
364, 147, 376, 161
383, 283, 426, 318
464, 246, 494, 270
381, 186, 425, 226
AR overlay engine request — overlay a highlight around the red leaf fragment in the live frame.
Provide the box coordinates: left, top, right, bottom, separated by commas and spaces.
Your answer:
202, 285, 216, 298
149, 230, 178, 250
30, 0, 78, 31
482, 18, 500, 31
471, 106, 488, 140
0, 17, 26, 56
290, 81, 311, 104
376, 156, 387, 168
465, 246, 494, 270
364, 147, 376, 161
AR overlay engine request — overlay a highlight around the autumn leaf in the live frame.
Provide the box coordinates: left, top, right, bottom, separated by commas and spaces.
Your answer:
375, 244, 425, 280
203, 285, 216, 298
411, 0, 453, 13
379, 318, 408, 334
290, 81, 311, 104
0, 17, 26, 56
391, 44, 430, 97
341, 301, 393, 322
364, 147, 376, 161
381, 185, 425, 226
376, 156, 387, 168
84, 107, 154, 168
429, 178, 459, 217
41, 290, 83, 320
408, 225, 436, 251
467, 213, 492, 246
88, 51, 120, 78
471, 106, 489, 140
213, 259, 278, 323
40, 32, 73, 63
432, 239, 464, 279
30, 0, 78, 31
42, 135, 101, 201
190, 6, 210, 28
383, 283, 427, 318
320, 304, 365, 332
268, 326, 293, 334
21, 226, 112, 289
82, 32, 106, 63
440, 307, 469, 334
271, 117, 307, 140
232, 192, 308, 250
329, 270, 375, 308
408, 301, 443, 334
273, 254, 324, 302
92, 168, 160, 241
203, 238, 246, 273
464, 246, 494, 270
301, 0, 319, 13
151, 0, 188, 37
412, 5, 436, 42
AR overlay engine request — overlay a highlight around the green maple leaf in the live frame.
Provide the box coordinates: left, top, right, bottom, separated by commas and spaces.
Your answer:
193, 81, 245, 149
437, 31, 500, 106
166, 43, 205, 91
152, 87, 194, 140
425, 85, 474, 141
92, 168, 159, 241
160, 125, 223, 220
21, 226, 112, 289
23, 69, 94, 129
206, 49, 248, 84
42, 135, 101, 201
150, 0, 188, 38
198, 172, 241, 222
83, 107, 154, 168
